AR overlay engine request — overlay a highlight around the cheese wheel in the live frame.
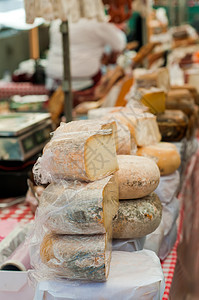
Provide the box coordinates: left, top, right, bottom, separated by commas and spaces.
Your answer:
166, 89, 195, 117
108, 110, 161, 147
157, 109, 188, 142
134, 67, 170, 93
33, 129, 118, 183
171, 84, 198, 103
112, 193, 162, 239
52, 119, 118, 151
39, 175, 119, 235
117, 155, 160, 199
137, 142, 181, 176
40, 232, 111, 282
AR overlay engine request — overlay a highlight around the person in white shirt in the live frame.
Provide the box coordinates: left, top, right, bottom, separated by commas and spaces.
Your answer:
46, 18, 126, 92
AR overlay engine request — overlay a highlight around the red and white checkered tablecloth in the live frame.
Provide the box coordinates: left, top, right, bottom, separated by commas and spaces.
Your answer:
0, 81, 49, 99
161, 195, 184, 300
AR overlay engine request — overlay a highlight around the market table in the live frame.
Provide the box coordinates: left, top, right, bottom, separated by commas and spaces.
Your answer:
0, 143, 198, 299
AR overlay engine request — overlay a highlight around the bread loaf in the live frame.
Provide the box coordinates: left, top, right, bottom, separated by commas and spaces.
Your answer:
134, 68, 170, 93
112, 193, 162, 239
39, 175, 119, 234
40, 232, 111, 282
117, 155, 160, 199
34, 129, 118, 183
157, 109, 188, 142
107, 110, 161, 147
137, 142, 181, 176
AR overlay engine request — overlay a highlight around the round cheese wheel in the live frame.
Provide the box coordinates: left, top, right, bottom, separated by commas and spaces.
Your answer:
113, 193, 162, 239
137, 142, 181, 176
117, 155, 160, 199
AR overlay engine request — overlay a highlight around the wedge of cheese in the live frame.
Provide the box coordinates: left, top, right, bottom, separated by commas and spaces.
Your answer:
33, 129, 118, 183
40, 232, 111, 282
52, 119, 118, 151
136, 142, 181, 176
117, 155, 160, 199
134, 67, 170, 93
157, 109, 188, 142
171, 84, 198, 104
39, 175, 119, 235
137, 87, 166, 114
113, 193, 162, 239
108, 110, 161, 147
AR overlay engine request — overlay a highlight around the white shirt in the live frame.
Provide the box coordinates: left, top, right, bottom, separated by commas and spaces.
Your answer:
46, 18, 126, 81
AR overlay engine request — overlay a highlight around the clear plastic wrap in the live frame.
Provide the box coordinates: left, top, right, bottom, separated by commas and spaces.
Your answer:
38, 175, 119, 235
117, 155, 160, 199
154, 171, 180, 204
102, 115, 136, 155
144, 196, 180, 258
34, 250, 165, 300
112, 193, 162, 239
112, 237, 146, 252
0, 222, 33, 265
29, 230, 112, 283
33, 128, 118, 184
51, 120, 118, 151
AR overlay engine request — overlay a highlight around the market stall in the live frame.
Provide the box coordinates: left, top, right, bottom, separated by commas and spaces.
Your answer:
0, 1, 199, 299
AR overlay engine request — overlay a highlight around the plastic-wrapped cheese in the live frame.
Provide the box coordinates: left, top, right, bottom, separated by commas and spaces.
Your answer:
107, 110, 161, 147
134, 67, 170, 93
39, 175, 119, 235
137, 142, 181, 176
33, 128, 118, 183
40, 232, 111, 282
52, 120, 118, 151
112, 193, 162, 239
157, 109, 188, 142
117, 155, 160, 199
102, 115, 134, 155
88, 107, 123, 120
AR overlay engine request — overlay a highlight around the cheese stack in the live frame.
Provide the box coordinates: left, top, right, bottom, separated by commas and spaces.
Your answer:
32, 119, 120, 282
112, 155, 162, 242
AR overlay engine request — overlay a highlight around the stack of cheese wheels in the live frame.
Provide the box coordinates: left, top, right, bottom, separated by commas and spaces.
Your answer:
112, 155, 162, 240
33, 119, 120, 282
136, 142, 181, 176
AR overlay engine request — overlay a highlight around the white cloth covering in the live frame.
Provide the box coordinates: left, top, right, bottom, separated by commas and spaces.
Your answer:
34, 250, 165, 300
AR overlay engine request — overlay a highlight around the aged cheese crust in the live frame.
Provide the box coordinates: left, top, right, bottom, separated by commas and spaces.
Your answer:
112, 193, 162, 239
117, 155, 160, 199
107, 110, 161, 147
40, 232, 111, 282
39, 175, 119, 235
34, 129, 119, 183
157, 109, 188, 142
51, 119, 118, 151
137, 142, 181, 176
